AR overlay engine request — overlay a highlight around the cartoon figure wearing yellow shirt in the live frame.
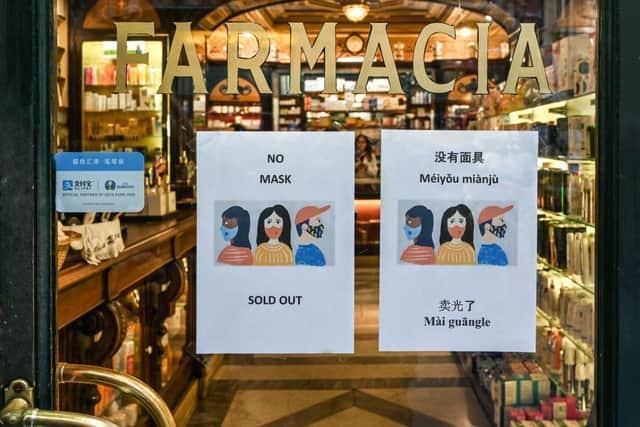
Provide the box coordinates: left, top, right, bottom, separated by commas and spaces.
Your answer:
253, 204, 294, 266
436, 204, 477, 265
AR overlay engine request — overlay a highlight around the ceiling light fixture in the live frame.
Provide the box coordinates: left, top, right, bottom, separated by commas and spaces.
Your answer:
458, 27, 473, 37
343, 2, 370, 22
337, 55, 365, 63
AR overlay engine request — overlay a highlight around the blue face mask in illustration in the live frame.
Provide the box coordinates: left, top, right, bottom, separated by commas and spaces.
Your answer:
220, 225, 239, 241
403, 224, 422, 241
489, 223, 507, 239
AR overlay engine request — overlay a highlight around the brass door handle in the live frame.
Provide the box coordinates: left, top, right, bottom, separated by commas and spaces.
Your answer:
1, 397, 118, 427
57, 363, 176, 427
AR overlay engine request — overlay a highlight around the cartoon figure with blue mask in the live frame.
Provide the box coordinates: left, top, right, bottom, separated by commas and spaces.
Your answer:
217, 206, 253, 265
294, 205, 331, 266
400, 205, 436, 265
477, 205, 513, 266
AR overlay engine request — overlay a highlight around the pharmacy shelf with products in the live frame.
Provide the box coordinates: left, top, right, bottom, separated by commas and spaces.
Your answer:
81, 40, 165, 159
276, 94, 305, 131
205, 103, 262, 131
199, 73, 264, 131
405, 88, 434, 130
55, 0, 69, 152
460, 31, 597, 427
302, 74, 408, 130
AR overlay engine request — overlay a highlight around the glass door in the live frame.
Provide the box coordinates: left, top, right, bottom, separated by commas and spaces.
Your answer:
2, 0, 622, 426
187, 1, 599, 426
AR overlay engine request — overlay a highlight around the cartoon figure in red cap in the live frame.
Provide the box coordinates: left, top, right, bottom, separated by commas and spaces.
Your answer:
477, 205, 513, 266
294, 205, 331, 266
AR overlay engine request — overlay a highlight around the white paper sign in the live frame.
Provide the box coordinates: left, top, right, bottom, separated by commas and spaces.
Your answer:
197, 131, 354, 354
379, 130, 538, 352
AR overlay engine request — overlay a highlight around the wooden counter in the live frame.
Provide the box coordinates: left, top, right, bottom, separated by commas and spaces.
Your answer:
57, 209, 196, 329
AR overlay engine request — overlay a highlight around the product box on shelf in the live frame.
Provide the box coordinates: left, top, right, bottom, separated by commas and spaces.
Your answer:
567, 161, 596, 224
503, 398, 585, 427
537, 215, 595, 280
509, 421, 587, 427
537, 168, 568, 214
567, 116, 595, 159
472, 351, 594, 427
552, 34, 595, 95
493, 371, 551, 408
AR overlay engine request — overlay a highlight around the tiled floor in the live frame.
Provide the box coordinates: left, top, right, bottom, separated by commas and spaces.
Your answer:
188, 260, 491, 427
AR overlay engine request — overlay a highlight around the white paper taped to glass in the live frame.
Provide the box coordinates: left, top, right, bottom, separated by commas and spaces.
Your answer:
196, 131, 355, 354
379, 130, 538, 352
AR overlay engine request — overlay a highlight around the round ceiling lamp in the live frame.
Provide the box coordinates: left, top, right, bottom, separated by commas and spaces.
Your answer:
342, 1, 370, 22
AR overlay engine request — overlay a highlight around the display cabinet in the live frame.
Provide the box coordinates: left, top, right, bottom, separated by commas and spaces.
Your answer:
458, 24, 597, 426
57, 211, 200, 427
301, 73, 408, 130
81, 40, 166, 164
55, 0, 69, 152
277, 94, 305, 131
197, 76, 263, 131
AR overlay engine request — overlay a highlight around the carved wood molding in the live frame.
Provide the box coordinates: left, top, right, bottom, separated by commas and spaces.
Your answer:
74, 301, 128, 365
149, 259, 187, 388
59, 301, 128, 414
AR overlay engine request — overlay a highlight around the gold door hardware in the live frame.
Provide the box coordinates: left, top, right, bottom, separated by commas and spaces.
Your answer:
1, 379, 117, 427
58, 363, 176, 427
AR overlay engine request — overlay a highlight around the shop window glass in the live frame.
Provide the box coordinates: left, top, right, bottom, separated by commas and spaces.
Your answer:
56, 0, 598, 425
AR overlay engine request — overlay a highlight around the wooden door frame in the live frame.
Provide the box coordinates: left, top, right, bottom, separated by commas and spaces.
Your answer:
0, 0, 56, 409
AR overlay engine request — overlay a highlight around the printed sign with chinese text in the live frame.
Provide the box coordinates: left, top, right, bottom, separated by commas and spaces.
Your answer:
379, 130, 538, 351
54, 152, 144, 212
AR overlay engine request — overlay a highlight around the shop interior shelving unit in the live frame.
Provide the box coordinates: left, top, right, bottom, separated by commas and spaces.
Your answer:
465, 86, 596, 427
55, 0, 69, 152
80, 40, 166, 169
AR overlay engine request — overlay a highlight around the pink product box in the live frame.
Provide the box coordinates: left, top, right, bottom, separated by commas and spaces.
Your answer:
508, 407, 527, 421
540, 396, 585, 422
525, 408, 544, 421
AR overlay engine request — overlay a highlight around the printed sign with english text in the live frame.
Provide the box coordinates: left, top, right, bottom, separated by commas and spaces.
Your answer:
196, 132, 354, 354
54, 152, 144, 213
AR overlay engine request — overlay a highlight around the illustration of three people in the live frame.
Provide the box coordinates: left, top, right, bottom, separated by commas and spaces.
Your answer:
400, 203, 513, 266
217, 204, 331, 267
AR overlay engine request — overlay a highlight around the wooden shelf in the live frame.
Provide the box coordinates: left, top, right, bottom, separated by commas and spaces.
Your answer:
308, 109, 406, 114
83, 136, 160, 143
83, 109, 161, 115
537, 256, 594, 296
209, 101, 262, 106
536, 307, 594, 361
84, 84, 157, 90
537, 208, 595, 228
479, 91, 596, 124
207, 112, 261, 116
58, 210, 196, 329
